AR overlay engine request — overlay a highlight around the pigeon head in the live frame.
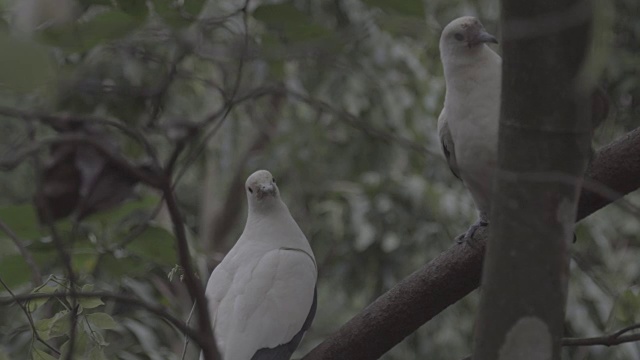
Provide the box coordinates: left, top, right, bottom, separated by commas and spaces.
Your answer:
246, 170, 280, 202
440, 16, 497, 55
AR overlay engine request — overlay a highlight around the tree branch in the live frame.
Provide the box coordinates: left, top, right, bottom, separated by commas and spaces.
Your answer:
302, 126, 640, 360
562, 323, 640, 347
0, 219, 42, 286
0, 134, 162, 188
0, 106, 160, 165
161, 180, 219, 360
0, 276, 60, 355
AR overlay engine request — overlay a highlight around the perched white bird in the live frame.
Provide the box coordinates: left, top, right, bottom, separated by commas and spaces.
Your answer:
437, 16, 501, 242
202, 170, 317, 360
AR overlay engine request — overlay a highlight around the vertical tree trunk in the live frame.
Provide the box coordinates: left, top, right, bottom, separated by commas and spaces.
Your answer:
473, 1, 595, 359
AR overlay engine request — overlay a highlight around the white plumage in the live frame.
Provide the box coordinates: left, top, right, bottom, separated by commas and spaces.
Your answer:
437, 16, 501, 242
203, 170, 317, 360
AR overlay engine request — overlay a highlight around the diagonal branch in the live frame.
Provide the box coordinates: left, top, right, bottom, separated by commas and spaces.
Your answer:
0, 219, 42, 286
0, 276, 60, 355
302, 126, 640, 360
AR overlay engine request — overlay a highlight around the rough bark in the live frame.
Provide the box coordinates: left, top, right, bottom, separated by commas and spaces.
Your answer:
472, 1, 594, 359
302, 124, 640, 360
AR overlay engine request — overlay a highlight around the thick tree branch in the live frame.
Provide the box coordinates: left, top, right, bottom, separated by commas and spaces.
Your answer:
303, 126, 640, 360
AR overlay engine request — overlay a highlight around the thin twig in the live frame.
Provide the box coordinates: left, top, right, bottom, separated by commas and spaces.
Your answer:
284, 89, 436, 156
0, 106, 160, 166
34, 184, 78, 360
0, 276, 60, 355
0, 134, 162, 188
0, 219, 42, 286
173, 85, 279, 187
562, 323, 640, 346
146, 47, 190, 127
181, 301, 198, 360
0, 291, 206, 347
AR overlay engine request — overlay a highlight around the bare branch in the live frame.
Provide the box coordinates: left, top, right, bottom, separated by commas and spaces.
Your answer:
562, 323, 640, 347
146, 48, 190, 128
285, 89, 437, 156
181, 302, 198, 360
0, 106, 160, 165
0, 134, 162, 189
161, 180, 219, 360
302, 126, 640, 360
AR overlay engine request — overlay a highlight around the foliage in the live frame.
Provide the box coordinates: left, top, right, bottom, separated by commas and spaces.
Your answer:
0, 0, 638, 359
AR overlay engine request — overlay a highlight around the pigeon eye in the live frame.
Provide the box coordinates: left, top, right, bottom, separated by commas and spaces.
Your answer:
272, 178, 276, 183
248, 187, 253, 193
454, 33, 464, 41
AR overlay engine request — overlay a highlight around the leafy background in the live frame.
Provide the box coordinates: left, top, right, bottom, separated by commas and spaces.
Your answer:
0, 0, 638, 359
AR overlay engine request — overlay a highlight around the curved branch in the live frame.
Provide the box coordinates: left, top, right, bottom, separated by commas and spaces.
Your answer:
303, 126, 640, 360
562, 323, 640, 347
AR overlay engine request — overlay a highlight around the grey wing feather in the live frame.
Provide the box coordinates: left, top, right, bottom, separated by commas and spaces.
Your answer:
438, 111, 461, 180
251, 288, 318, 360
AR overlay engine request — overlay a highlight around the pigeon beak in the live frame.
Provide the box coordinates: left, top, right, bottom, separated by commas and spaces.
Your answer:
468, 30, 498, 47
257, 184, 276, 199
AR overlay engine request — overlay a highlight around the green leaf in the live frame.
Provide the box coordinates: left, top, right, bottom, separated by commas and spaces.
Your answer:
71, 252, 99, 274
83, 195, 160, 224
88, 346, 108, 360
40, 11, 141, 52
0, 204, 44, 240
183, 0, 206, 16
0, 34, 56, 93
253, 2, 304, 25
78, 0, 112, 6
253, 2, 330, 41
116, 0, 149, 18
362, 0, 424, 17
153, 0, 200, 29
0, 254, 31, 289
0, 18, 8, 32
90, 329, 109, 346
378, 15, 427, 38
49, 310, 71, 337
100, 253, 148, 278
32, 349, 57, 360
27, 285, 58, 312
80, 11, 141, 47
0, 348, 10, 360
613, 288, 640, 322
86, 312, 118, 330
78, 284, 104, 309
59, 329, 90, 358
35, 317, 54, 340
127, 225, 176, 265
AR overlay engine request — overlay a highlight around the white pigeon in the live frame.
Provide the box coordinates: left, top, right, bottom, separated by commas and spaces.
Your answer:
202, 170, 317, 360
437, 16, 501, 242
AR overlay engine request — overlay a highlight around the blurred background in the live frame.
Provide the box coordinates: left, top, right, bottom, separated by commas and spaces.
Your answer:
0, 0, 639, 359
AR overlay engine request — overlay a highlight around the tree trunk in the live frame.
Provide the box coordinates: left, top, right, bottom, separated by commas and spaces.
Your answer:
472, 1, 595, 359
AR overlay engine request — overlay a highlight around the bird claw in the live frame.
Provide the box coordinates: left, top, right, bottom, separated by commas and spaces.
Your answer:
456, 220, 489, 245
